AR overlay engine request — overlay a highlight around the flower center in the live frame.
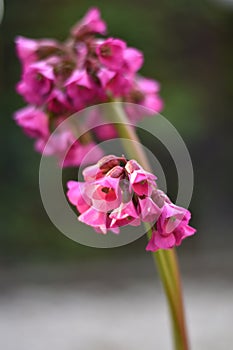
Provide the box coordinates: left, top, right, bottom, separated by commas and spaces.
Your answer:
36, 73, 43, 82
100, 45, 112, 57
101, 187, 110, 193
96, 186, 117, 201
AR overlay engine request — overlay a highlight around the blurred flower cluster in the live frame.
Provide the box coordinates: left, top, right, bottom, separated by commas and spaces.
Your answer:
14, 8, 163, 167
67, 155, 195, 251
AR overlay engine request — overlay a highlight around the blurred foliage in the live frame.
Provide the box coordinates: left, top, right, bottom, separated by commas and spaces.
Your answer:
0, 0, 233, 262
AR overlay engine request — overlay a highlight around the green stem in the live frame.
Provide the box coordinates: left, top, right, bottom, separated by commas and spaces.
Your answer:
106, 102, 189, 350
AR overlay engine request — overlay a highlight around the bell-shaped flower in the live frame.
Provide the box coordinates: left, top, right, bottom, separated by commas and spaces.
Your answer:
96, 38, 126, 70
71, 7, 107, 39
109, 201, 141, 228
14, 106, 49, 139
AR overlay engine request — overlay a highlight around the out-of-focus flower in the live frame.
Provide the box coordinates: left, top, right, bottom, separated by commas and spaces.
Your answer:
123, 47, 144, 74
65, 69, 94, 110
96, 38, 126, 70
47, 89, 72, 114
67, 155, 196, 250
14, 8, 163, 168
62, 140, 104, 168
17, 61, 54, 105
128, 77, 164, 112
15, 36, 60, 68
14, 106, 49, 138
35, 128, 103, 167
71, 7, 107, 39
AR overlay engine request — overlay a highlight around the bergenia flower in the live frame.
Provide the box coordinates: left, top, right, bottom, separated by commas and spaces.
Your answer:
14, 8, 163, 168
96, 38, 126, 70
146, 204, 196, 252
67, 155, 196, 250
71, 7, 107, 39
15, 36, 60, 68
16, 60, 54, 105
14, 106, 49, 139
35, 129, 103, 167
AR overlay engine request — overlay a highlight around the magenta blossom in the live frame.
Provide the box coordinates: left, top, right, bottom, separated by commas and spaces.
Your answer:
109, 201, 141, 228
14, 8, 163, 168
123, 47, 144, 74
94, 124, 118, 141
71, 7, 107, 39
17, 61, 54, 105
67, 181, 91, 213
14, 106, 49, 139
47, 89, 72, 114
36, 129, 103, 168
96, 38, 126, 70
65, 69, 94, 110
67, 155, 196, 250
146, 203, 196, 252
15, 36, 60, 68
62, 141, 104, 168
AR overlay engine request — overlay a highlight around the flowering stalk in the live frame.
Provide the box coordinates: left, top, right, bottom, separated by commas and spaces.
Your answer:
14, 8, 195, 350
109, 102, 189, 350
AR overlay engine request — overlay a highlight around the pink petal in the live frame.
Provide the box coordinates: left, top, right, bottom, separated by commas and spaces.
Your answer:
78, 207, 108, 234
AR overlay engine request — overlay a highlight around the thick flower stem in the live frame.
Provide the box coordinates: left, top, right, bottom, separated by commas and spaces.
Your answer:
152, 247, 189, 350
107, 102, 189, 350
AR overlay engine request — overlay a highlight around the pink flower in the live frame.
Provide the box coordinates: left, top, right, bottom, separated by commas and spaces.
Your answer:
97, 67, 115, 88
98, 68, 132, 97
67, 155, 196, 250
151, 189, 172, 208
47, 89, 72, 114
108, 73, 132, 97
15, 36, 60, 68
67, 181, 91, 213
134, 77, 164, 112
82, 155, 126, 182
127, 77, 163, 116
94, 124, 118, 141
123, 48, 144, 73
138, 197, 161, 223
82, 163, 104, 182
14, 7, 165, 169
146, 203, 196, 252
15, 36, 38, 67
62, 141, 104, 168
14, 106, 49, 138
109, 201, 141, 228
17, 61, 54, 105
79, 207, 109, 234
71, 7, 107, 39
125, 159, 141, 173
128, 169, 157, 196
35, 130, 75, 156
36, 128, 103, 168
157, 204, 193, 235
96, 38, 126, 70
90, 176, 122, 212
67, 155, 157, 233
146, 230, 176, 251
65, 69, 94, 110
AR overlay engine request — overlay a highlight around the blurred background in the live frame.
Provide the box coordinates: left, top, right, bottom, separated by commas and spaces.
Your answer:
0, 0, 233, 349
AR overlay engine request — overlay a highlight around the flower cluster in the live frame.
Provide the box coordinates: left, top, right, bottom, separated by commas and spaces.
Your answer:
14, 8, 163, 167
67, 155, 196, 251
